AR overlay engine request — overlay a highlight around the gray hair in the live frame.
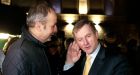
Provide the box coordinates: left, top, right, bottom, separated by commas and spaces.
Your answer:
26, 0, 54, 27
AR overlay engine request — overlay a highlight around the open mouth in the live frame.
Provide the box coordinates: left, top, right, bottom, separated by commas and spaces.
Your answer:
84, 46, 91, 50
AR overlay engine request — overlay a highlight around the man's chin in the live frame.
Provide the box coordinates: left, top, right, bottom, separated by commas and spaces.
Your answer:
85, 49, 92, 54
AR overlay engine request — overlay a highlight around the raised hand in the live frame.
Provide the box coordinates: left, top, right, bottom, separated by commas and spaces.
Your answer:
65, 41, 81, 64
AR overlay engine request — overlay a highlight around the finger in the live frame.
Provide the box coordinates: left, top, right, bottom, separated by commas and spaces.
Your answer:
69, 42, 75, 51
67, 43, 73, 54
75, 44, 80, 51
71, 41, 79, 51
74, 42, 80, 52
73, 49, 81, 58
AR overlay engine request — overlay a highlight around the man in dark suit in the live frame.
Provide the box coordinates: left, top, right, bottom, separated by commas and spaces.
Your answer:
62, 19, 133, 75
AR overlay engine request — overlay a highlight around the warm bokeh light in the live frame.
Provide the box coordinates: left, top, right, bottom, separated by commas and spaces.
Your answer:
26, 12, 28, 15
60, 14, 78, 24
0, 33, 20, 39
88, 15, 105, 25
88, 15, 105, 39
64, 23, 74, 37
95, 25, 102, 33
79, 0, 88, 14
0, 33, 10, 39
1, 0, 11, 5
95, 24, 104, 39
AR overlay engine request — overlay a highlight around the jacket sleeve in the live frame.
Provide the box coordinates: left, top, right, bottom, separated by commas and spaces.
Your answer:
2, 48, 31, 75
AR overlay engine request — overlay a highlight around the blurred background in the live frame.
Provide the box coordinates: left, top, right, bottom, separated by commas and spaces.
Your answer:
0, 0, 139, 37
0, 0, 140, 74
0, 0, 140, 50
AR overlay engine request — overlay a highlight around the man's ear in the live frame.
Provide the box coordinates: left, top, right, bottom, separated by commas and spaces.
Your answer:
35, 21, 42, 31
95, 31, 99, 38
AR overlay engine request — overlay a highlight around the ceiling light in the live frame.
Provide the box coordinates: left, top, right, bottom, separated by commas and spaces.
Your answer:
79, 0, 88, 14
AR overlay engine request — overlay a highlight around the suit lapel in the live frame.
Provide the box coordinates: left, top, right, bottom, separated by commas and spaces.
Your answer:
81, 52, 86, 75
89, 46, 106, 75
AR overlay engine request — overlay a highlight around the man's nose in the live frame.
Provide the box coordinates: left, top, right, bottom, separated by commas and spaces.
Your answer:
83, 38, 88, 45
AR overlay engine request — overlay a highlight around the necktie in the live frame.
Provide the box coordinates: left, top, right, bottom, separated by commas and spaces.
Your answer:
83, 55, 91, 75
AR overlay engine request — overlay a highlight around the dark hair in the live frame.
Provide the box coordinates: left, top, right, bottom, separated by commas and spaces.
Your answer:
26, 0, 54, 27
72, 19, 97, 35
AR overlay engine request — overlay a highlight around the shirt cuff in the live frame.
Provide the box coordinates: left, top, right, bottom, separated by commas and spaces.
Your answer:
63, 64, 74, 71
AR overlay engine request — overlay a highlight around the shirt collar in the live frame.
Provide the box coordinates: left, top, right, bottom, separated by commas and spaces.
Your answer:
90, 43, 100, 56
89, 43, 101, 63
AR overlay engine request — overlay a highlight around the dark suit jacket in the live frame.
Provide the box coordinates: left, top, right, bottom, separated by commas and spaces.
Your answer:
62, 46, 133, 75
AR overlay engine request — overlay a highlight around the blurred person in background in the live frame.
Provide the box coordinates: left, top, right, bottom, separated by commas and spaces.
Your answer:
44, 36, 62, 75
103, 32, 123, 55
126, 39, 138, 75
2, 0, 57, 75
